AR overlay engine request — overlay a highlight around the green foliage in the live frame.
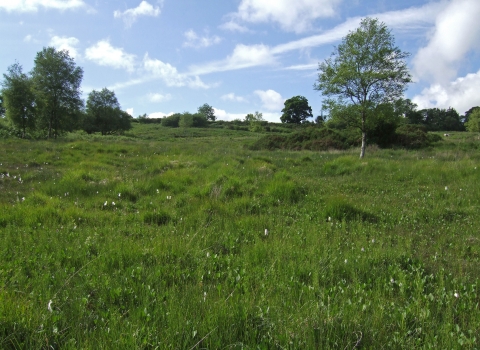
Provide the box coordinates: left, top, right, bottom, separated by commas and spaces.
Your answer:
0, 94, 5, 117
197, 103, 216, 121
465, 108, 480, 132
315, 17, 411, 158
85, 88, 131, 135
1, 125, 480, 348
179, 112, 208, 128
1, 62, 36, 138
280, 96, 313, 124
161, 113, 181, 127
31, 47, 84, 139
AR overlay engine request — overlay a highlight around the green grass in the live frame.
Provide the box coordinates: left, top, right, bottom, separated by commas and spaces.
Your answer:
1, 126, 480, 348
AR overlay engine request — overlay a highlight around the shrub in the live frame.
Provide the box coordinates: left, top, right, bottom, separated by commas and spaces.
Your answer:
394, 124, 429, 149
161, 114, 181, 128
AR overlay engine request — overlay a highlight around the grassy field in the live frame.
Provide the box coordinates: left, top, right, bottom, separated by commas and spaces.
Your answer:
1, 124, 480, 349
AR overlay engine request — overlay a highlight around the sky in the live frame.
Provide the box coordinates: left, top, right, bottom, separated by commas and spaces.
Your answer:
1, 0, 480, 122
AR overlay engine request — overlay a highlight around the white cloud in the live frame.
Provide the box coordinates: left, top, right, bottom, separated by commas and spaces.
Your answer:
219, 21, 251, 33
221, 93, 247, 103
413, 0, 480, 84
114, 1, 162, 28
148, 93, 172, 102
126, 108, 134, 116
229, 0, 341, 33
412, 69, 480, 113
183, 30, 221, 48
0, 0, 86, 12
143, 54, 210, 89
190, 44, 276, 75
85, 40, 136, 72
255, 89, 284, 111
148, 111, 173, 118
194, 3, 442, 76
213, 108, 247, 121
283, 63, 318, 70
23, 34, 32, 42
49, 35, 80, 58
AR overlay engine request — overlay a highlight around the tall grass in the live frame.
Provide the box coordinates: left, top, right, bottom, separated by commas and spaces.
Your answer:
0, 128, 479, 348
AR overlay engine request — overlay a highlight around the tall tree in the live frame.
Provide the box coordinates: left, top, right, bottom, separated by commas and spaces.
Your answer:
314, 18, 411, 158
198, 103, 216, 121
280, 96, 313, 124
465, 108, 480, 132
31, 47, 83, 138
1, 62, 36, 138
85, 88, 131, 135
0, 94, 5, 118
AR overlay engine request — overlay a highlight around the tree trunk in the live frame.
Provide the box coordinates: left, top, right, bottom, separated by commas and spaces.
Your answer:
360, 113, 366, 159
360, 131, 366, 158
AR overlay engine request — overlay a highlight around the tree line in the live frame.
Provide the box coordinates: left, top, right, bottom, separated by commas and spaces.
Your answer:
0, 47, 132, 139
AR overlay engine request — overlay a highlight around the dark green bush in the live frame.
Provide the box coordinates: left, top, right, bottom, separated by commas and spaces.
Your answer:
161, 114, 181, 127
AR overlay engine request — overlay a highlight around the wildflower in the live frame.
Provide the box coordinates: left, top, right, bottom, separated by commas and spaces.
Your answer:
445, 186, 448, 190
104, 201, 108, 206
118, 193, 121, 198
112, 201, 115, 206
156, 189, 159, 194
48, 300, 53, 312
264, 229, 269, 236
328, 216, 332, 222
390, 278, 395, 284
361, 247, 365, 252
371, 239, 375, 243
344, 259, 348, 264
203, 292, 207, 302
166, 195, 171, 200
454, 292, 459, 298
206, 252, 210, 258
21, 197, 25, 202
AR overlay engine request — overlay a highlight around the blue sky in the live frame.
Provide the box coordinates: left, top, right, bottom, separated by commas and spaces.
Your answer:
1, 0, 479, 122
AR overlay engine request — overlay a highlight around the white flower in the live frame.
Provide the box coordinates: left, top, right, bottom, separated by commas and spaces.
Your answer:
203, 292, 207, 302
371, 239, 375, 243
206, 252, 210, 258
361, 247, 365, 252
21, 197, 25, 202
48, 300, 53, 312
264, 229, 269, 236
390, 278, 395, 284
166, 196, 172, 200
118, 193, 121, 198
104, 201, 108, 206
156, 189, 159, 193
445, 186, 448, 190
344, 259, 348, 264
454, 292, 459, 298
112, 201, 115, 206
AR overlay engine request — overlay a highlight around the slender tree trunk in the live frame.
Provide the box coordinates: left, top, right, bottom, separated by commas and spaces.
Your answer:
360, 114, 366, 159
360, 131, 366, 159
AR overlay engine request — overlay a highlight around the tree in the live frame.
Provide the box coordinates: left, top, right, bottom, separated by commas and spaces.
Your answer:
85, 88, 131, 135
314, 18, 411, 158
465, 108, 480, 132
31, 47, 83, 138
198, 103, 216, 121
0, 94, 5, 118
280, 96, 313, 124
244, 111, 264, 122
464, 106, 480, 125
1, 62, 36, 138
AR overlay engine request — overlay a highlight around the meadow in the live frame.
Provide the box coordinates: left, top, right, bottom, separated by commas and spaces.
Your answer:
1, 124, 479, 349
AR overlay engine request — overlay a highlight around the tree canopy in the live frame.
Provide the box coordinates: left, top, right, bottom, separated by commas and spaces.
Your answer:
465, 108, 480, 132
31, 47, 83, 138
280, 96, 313, 124
85, 88, 131, 135
1, 62, 36, 138
198, 103, 216, 121
314, 17, 411, 158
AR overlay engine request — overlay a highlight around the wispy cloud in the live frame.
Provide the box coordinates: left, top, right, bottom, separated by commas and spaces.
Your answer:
190, 44, 276, 75
183, 30, 221, 49
0, 0, 86, 12
148, 93, 172, 103
195, 3, 443, 76
114, 1, 162, 28
85, 39, 136, 72
221, 93, 248, 103
143, 54, 210, 89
